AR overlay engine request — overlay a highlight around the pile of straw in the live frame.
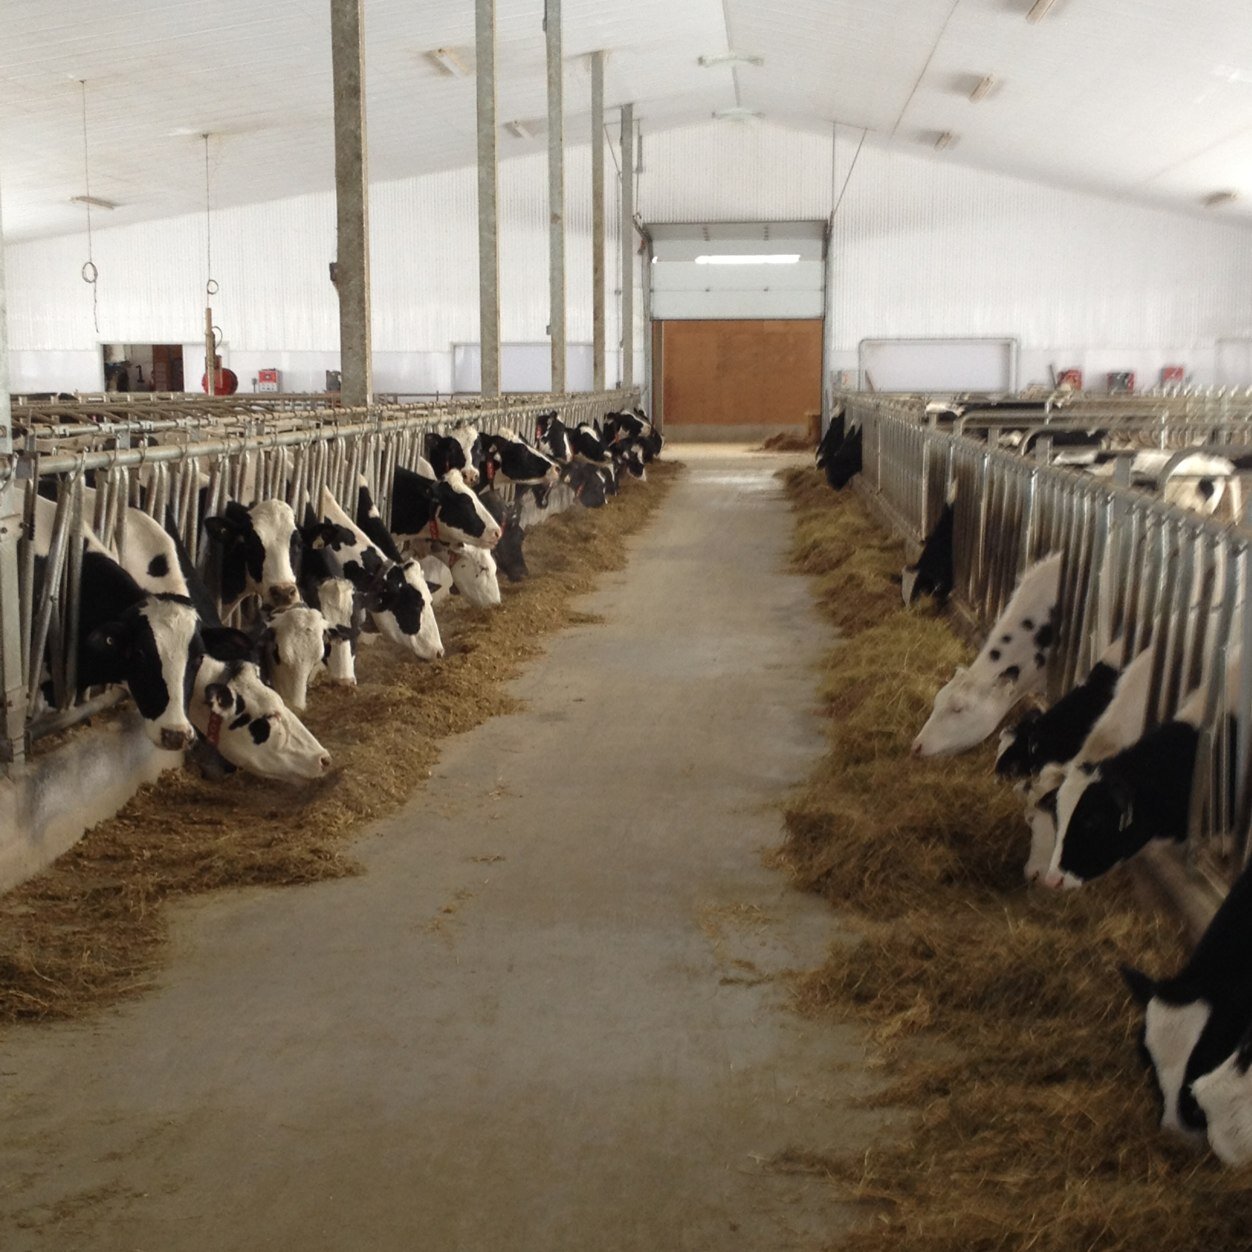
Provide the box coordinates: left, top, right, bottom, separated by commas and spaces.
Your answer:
777, 470, 1252, 1252
0, 463, 680, 1025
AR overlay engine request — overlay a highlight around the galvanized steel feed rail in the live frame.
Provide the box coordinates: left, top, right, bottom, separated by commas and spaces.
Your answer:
837, 388, 1252, 880
3, 389, 639, 767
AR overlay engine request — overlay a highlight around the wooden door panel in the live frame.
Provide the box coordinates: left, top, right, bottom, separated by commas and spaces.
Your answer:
660, 319, 821, 426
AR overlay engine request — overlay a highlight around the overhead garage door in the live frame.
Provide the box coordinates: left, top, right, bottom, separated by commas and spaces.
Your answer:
657, 319, 822, 428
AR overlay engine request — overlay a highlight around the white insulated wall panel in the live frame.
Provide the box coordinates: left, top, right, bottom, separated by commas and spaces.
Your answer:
828, 133, 1252, 387
4, 138, 624, 393
639, 120, 834, 223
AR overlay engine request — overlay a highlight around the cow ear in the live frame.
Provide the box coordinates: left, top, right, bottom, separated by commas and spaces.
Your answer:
1019, 707, 1042, 726
204, 682, 234, 712
203, 516, 234, 542
1120, 964, 1157, 1006
997, 665, 1021, 687
224, 500, 251, 525
201, 626, 256, 662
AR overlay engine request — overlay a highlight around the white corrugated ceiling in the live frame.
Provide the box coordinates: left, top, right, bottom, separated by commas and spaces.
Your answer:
2, 0, 1251, 243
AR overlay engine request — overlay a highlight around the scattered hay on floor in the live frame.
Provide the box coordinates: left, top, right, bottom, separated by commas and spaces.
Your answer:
0, 461, 682, 1026
774, 471, 1252, 1252
755, 431, 815, 453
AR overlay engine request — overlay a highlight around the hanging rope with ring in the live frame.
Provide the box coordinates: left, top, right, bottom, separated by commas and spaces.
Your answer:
79, 80, 99, 333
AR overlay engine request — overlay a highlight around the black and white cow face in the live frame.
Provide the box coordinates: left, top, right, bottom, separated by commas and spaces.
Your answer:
86, 592, 203, 752
432, 471, 503, 548
204, 499, 302, 611
303, 570, 359, 686
441, 545, 501, 608
477, 488, 528, 583
193, 655, 332, 782
426, 429, 480, 486
1045, 720, 1200, 889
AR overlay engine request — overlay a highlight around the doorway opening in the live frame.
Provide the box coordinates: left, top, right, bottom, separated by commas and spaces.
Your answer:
102, 344, 184, 393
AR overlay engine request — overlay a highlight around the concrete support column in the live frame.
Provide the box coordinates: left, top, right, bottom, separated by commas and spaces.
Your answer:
619, 103, 634, 391
590, 51, 605, 393
330, 0, 373, 407
476, 0, 501, 398
545, 0, 566, 394
0, 191, 27, 765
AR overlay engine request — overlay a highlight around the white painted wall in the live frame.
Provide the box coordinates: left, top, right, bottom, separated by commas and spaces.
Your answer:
4, 137, 629, 397
10, 115, 1252, 399
639, 119, 1252, 394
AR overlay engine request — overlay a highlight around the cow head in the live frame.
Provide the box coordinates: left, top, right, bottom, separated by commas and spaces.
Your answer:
1120, 965, 1224, 1140
361, 557, 444, 661
911, 664, 1021, 757
432, 470, 503, 548
995, 708, 1044, 778
205, 499, 301, 610
194, 654, 333, 782
85, 591, 202, 752
445, 544, 501, 608
260, 604, 330, 712
535, 411, 572, 462
562, 461, 607, 509
1193, 1027, 1252, 1165
305, 575, 359, 686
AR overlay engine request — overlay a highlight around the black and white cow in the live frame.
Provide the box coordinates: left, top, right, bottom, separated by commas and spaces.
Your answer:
995, 643, 1124, 780
426, 426, 480, 486
388, 467, 502, 549
257, 604, 330, 713
1194, 1002, 1252, 1165
1122, 858, 1252, 1142
473, 428, 562, 503
817, 415, 862, 490
560, 460, 609, 509
912, 552, 1062, 756
309, 486, 444, 661
203, 498, 302, 613
1042, 645, 1239, 889
477, 488, 528, 583
537, 412, 611, 466
77, 494, 334, 780
901, 495, 956, 607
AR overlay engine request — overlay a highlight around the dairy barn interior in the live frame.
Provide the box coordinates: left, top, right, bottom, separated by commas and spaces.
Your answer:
5, 1, 1252, 1248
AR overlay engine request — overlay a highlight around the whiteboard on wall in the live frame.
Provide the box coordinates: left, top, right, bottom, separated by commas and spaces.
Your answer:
859, 338, 1018, 393
1217, 339, 1252, 387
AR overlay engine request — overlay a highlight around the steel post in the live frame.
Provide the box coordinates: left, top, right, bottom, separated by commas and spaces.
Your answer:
476, 0, 501, 398
330, 0, 374, 407
0, 190, 25, 765
620, 103, 634, 391
545, 0, 566, 394
591, 51, 606, 392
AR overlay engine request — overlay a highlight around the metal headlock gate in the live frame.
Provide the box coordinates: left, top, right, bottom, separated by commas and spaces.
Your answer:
0, 388, 640, 770
837, 388, 1252, 883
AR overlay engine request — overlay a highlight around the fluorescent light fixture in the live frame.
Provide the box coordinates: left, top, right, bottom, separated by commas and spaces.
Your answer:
1204, 189, 1239, 208
505, 120, 534, 140
1026, 0, 1058, 22
427, 47, 469, 77
712, 107, 762, 121
694, 253, 801, 265
934, 131, 956, 150
70, 194, 118, 210
969, 74, 997, 102
698, 51, 764, 68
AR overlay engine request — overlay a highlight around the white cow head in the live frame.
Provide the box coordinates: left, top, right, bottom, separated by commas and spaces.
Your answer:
261, 604, 329, 713
445, 545, 501, 607
193, 655, 332, 782
911, 665, 1023, 757
1193, 1034, 1252, 1165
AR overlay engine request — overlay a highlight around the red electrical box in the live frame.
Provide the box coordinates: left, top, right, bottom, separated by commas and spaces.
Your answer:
1160, 365, 1185, 385
1057, 368, 1083, 390
257, 368, 280, 393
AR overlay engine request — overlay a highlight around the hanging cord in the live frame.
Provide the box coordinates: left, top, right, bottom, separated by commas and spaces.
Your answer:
78, 80, 99, 333
203, 133, 219, 298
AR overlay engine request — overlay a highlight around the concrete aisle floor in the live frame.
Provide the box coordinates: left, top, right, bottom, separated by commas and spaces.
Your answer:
0, 447, 888, 1252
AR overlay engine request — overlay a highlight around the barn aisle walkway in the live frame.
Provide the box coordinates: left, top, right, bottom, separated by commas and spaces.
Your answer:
0, 448, 889, 1251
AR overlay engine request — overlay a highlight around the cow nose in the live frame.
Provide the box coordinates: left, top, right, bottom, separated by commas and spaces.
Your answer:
910, 739, 924, 758
318, 754, 332, 773
161, 726, 194, 751
1041, 871, 1065, 891
487, 526, 503, 546
269, 583, 299, 608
